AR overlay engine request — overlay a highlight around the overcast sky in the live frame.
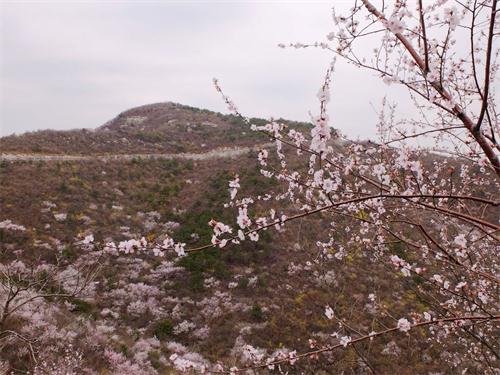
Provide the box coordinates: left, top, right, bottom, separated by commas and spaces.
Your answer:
0, 0, 410, 139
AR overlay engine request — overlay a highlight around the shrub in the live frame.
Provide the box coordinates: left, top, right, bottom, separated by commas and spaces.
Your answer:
153, 319, 173, 340
250, 304, 264, 322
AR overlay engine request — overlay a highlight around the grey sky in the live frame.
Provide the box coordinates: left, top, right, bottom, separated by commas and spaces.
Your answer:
0, 1, 409, 139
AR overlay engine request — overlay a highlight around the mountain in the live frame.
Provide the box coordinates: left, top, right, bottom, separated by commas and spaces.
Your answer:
0, 103, 445, 374
0, 102, 311, 156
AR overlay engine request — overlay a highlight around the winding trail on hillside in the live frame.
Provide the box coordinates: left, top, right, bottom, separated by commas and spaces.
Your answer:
0, 144, 273, 162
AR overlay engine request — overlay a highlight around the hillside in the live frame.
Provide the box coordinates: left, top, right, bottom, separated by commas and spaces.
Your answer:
0, 103, 484, 374
0, 102, 311, 156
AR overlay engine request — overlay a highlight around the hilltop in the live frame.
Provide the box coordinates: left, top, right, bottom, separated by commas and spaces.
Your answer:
0, 102, 311, 156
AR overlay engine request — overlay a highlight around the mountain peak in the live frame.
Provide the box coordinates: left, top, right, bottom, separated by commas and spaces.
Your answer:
99, 102, 219, 132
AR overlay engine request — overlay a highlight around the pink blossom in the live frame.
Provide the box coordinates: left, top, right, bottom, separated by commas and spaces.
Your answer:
339, 336, 351, 347
228, 175, 240, 201
397, 318, 411, 332
384, 15, 406, 34
325, 305, 334, 320
454, 234, 467, 248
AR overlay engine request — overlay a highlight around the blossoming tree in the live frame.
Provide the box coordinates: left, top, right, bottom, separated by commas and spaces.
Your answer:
89, 0, 498, 372
183, 0, 499, 372
0, 234, 101, 371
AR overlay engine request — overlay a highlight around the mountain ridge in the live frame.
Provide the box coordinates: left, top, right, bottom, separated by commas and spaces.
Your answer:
0, 102, 312, 156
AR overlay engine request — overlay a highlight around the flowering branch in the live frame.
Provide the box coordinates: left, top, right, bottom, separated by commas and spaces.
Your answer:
226, 315, 500, 373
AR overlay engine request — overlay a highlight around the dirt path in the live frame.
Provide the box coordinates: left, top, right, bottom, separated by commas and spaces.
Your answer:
0, 144, 273, 162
